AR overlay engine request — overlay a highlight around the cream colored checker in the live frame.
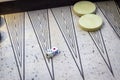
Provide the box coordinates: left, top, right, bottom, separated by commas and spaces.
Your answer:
79, 14, 103, 32
73, 1, 96, 16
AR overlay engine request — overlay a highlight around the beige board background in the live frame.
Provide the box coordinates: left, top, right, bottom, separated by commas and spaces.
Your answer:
0, 1, 120, 80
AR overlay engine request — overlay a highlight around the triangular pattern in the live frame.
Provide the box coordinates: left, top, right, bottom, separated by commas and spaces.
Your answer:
28, 10, 54, 80
4, 13, 25, 80
89, 30, 114, 76
51, 6, 84, 80
90, 31, 104, 53
97, 1, 120, 39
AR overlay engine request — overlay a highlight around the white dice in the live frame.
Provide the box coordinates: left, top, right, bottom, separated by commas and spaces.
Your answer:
46, 47, 60, 59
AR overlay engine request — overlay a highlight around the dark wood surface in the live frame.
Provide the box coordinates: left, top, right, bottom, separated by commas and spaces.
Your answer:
0, 0, 109, 14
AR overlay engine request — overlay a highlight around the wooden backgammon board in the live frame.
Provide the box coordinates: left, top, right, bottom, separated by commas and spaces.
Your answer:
0, 0, 120, 80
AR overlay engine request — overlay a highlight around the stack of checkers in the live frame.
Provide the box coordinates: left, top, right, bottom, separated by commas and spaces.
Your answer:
73, 1, 103, 32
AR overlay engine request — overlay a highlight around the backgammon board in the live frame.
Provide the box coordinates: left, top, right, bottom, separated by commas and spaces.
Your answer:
0, 1, 120, 80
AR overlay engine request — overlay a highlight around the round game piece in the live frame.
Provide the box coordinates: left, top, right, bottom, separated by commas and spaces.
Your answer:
73, 1, 96, 16
0, 31, 6, 43
79, 14, 103, 32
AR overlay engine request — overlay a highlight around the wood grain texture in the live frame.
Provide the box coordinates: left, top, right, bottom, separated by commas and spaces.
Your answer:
0, 0, 108, 14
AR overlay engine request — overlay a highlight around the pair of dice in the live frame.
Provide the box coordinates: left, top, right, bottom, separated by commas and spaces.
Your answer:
46, 47, 60, 59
